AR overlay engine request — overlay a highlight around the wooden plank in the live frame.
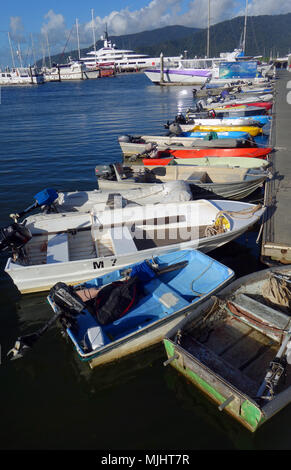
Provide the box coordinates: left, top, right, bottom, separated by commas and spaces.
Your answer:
181, 334, 258, 396
261, 70, 291, 264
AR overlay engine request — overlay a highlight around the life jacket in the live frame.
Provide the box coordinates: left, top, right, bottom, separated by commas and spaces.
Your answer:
93, 275, 140, 325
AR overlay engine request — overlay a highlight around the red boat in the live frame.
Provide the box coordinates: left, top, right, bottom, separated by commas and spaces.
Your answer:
143, 147, 272, 166
224, 102, 272, 111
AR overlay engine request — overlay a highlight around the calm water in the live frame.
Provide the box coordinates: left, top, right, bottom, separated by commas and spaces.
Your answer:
0, 74, 289, 453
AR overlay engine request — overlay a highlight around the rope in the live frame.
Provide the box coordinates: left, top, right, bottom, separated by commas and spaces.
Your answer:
190, 260, 214, 296
205, 204, 263, 237
262, 274, 291, 309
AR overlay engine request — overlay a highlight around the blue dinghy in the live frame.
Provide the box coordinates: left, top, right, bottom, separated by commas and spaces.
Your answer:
230, 115, 271, 126
182, 131, 251, 140
41, 249, 233, 369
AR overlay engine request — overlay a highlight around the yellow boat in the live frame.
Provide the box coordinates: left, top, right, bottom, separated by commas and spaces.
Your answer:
192, 125, 262, 137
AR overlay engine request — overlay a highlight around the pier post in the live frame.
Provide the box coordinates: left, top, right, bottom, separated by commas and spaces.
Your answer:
160, 52, 164, 84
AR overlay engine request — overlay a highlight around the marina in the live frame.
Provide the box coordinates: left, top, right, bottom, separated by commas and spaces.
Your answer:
0, 42, 291, 451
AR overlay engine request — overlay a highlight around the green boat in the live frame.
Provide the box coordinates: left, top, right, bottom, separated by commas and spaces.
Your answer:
163, 265, 291, 432
168, 156, 270, 170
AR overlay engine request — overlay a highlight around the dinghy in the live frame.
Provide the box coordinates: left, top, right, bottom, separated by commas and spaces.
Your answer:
218, 102, 272, 112
95, 163, 268, 200
182, 130, 253, 139
15, 182, 193, 216
141, 147, 272, 163
181, 115, 271, 127
3, 199, 264, 294
166, 118, 269, 129
118, 134, 253, 158
143, 156, 270, 170
201, 93, 273, 108
186, 106, 268, 119
163, 265, 291, 432
184, 125, 263, 137
7, 250, 234, 368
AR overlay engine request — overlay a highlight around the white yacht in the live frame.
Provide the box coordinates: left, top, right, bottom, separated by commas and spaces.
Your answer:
144, 49, 248, 85
80, 29, 182, 72
0, 67, 44, 85
43, 59, 94, 82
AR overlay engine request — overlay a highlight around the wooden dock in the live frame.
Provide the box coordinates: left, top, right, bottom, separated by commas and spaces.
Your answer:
261, 70, 291, 265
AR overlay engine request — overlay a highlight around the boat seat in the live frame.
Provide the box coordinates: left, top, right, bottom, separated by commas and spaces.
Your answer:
230, 293, 290, 332
86, 325, 110, 351
143, 278, 189, 313
47, 233, 69, 264
110, 225, 137, 255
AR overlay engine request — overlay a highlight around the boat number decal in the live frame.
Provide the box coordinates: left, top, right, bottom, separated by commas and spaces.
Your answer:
93, 261, 104, 269
111, 258, 117, 266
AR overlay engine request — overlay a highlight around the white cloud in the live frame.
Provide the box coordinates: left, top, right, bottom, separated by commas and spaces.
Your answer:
10, 16, 25, 42
7, 1, 291, 59
239, 0, 291, 16
41, 9, 69, 45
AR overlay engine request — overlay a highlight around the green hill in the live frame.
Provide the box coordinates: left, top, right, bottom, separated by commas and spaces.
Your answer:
38, 13, 291, 66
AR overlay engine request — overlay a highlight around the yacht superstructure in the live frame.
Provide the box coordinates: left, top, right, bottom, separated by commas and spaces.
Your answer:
80, 29, 182, 72
0, 67, 44, 85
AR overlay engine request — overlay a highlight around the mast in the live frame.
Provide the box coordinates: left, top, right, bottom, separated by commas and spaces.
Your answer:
91, 9, 97, 65
7, 32, 16, 68
17, 42, 23, 67
30, 33, 37, 66
76, 18, 81, 60
207, 0, 210, 58
243, 0, 248, 54
45, 32, 52, 68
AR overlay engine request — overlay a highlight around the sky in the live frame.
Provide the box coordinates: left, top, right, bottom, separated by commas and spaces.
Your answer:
1, 0, 291, 67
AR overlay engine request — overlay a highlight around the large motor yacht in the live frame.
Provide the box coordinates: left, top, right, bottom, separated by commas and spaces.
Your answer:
80, 29, 182, 72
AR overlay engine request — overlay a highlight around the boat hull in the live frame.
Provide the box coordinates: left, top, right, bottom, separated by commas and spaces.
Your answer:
142, 156, 270, 168
97, 172, 267, 200
48, 250, 234, 368
163, 265, 291, 432
5, 200, 264, 294
142, 147, 272, 163
144, 69, 210, 85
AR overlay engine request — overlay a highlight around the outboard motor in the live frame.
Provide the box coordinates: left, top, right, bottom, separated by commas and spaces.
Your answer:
168, 122, 183, 136
196, 100, 205, 112
0, 222, 32, 253
118, 134, 132, 143
95, 164, 116, 182
175, 113, 187, 124
10, 188, 59, 221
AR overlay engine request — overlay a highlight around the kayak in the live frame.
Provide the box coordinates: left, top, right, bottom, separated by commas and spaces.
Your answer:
190, 125, 262, 137
142, 147, 273, 165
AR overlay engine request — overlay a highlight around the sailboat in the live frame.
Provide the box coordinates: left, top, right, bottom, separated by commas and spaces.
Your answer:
0, 33, 44, 85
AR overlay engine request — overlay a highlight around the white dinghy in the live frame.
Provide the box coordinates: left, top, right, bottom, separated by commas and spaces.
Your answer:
95, 163, 268, 200
3, 199, 264, 294
54, 181, 192, 213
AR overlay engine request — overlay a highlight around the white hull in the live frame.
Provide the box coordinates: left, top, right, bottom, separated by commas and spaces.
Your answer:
5, 200, 264, 294
0, 68, 44, 85
43, 62, 88, 81
144, 70, 208, 85
55, 181, 192, 213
